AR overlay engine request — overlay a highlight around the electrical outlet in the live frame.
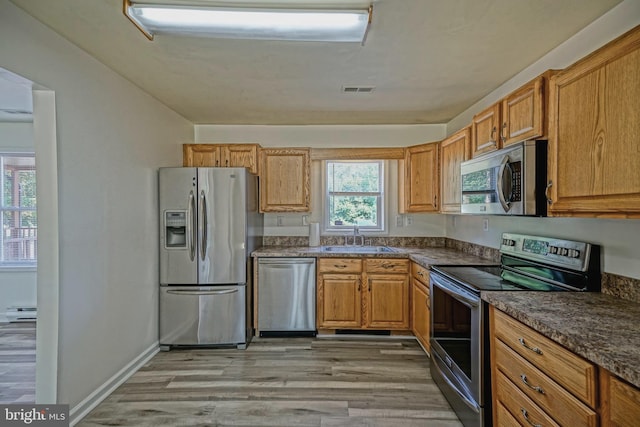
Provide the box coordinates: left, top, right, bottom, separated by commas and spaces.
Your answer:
483, 218, 489, 232
452, 216, 457, 229
405, 215, 413, 226
277, 216, 284, 226
302, 215, 309, 226
396, 215, 403, 227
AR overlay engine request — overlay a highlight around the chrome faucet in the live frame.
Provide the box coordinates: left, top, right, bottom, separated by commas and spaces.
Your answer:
344, 225, 364, 246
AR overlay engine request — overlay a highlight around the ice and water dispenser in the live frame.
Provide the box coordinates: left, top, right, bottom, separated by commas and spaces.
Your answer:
164, 211, 187, 248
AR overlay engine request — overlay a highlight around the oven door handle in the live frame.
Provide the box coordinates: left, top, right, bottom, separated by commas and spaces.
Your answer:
431, 276, 479, 308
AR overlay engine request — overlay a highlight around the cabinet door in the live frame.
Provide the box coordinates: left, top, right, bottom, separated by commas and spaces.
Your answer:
440, 127, 470, 213
260, 148, 311, 212
318, 274, 361, 328
365, 274, 409, 329
471, 103, 501, 157
183, 144, 221, 167
548, 27, 640, 217
402, 143, 440, 212
222, 144, 259, 174
600, 370, 640, 427
502, 75, 545, 147
411, 277, 430, 352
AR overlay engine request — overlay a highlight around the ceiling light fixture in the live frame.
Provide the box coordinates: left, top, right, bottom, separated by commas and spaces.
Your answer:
123, 1, 372, 43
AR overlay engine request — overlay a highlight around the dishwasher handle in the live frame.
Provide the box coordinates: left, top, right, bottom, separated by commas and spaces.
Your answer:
258, 258, 316, 265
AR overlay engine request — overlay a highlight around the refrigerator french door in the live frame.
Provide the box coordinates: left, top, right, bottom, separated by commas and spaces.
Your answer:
158, 167, 262, 349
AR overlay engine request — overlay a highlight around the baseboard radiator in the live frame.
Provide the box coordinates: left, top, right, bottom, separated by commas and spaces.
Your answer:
6, 306, 37, 322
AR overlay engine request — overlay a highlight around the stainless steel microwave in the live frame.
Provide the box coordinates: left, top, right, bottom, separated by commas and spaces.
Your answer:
460, 140, 547, 216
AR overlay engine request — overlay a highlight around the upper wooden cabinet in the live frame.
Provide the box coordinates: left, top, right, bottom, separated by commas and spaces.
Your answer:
440, 127, 471, 213
548, 26, 640, 218
259, 148, 311, 213
183, 143, 260, 174
400, 142, 440, 213
471, 103, 502, 157
502, 74, 546, 147
471, 71, 556, 158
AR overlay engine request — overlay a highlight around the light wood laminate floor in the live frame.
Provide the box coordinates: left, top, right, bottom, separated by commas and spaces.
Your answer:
0, 322, 36, 404
79, 337, 462, 426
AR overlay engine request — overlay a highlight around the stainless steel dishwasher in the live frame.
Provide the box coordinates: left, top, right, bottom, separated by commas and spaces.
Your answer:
257, 258, 316, 336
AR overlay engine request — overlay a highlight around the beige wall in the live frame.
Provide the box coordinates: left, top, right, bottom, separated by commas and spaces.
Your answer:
445, 0, 640, 279
195, 124, 448, 237
1, 0, 193, 415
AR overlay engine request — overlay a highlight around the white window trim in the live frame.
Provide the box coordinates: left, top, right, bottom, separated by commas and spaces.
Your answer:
322, 159, 388, 235
1, 152, 37, 268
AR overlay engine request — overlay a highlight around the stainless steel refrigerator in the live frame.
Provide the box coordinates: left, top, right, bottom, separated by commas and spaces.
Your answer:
158, 167, 262, 350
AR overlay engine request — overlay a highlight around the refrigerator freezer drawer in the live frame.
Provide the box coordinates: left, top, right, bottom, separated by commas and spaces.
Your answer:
160, 285, 246, 347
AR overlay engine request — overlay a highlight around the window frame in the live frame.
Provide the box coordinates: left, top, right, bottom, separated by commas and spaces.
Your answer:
323, 159, 387, 234
1, 152, 37, 268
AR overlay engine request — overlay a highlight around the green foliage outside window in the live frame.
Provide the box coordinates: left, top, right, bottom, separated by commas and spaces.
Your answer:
327, 161, 382, 228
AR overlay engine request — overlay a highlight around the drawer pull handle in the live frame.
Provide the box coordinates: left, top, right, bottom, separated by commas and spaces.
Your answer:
520, 408, 542, 427
417, 271, 425, 277
334, 264, 347, 269
520, 374, 545, 394
519, 338, 543, 355
382, 263, 393, 269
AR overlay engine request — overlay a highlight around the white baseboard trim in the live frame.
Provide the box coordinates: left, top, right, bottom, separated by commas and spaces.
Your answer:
69, 341, 159, 426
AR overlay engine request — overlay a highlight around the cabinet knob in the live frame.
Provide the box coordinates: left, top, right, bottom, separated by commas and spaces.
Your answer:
490, 126, 497, 143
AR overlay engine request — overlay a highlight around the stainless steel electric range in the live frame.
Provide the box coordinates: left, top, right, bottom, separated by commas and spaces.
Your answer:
429, 233, 601, 427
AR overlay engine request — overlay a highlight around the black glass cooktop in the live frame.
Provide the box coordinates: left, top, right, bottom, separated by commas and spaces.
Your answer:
431, 265, 567, 292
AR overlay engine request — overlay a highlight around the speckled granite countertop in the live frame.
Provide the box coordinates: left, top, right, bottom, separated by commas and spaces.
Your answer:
252, 246, 497, 268
482, 291, 640, 388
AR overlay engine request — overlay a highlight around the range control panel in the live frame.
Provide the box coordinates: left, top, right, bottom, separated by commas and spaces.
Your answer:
500, 233, 592, 272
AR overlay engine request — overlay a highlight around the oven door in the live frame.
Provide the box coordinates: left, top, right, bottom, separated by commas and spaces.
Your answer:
430, 271, 483, 426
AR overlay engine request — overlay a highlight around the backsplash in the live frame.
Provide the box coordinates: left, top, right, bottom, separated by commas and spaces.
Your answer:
260, 235, 639, 302
262, 235, 446, 248
445, 238, 500, 262
602, 273, 640, 304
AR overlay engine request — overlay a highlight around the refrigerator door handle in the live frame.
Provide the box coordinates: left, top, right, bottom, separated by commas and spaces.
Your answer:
199, 189, 207, 261
188, 190, 196, 261
166, 289, 238, 296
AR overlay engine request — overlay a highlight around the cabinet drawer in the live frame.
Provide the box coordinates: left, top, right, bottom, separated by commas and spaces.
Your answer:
495, 370, 560, 427
365, 258, 409, 273
318, 258, 362, 274
493, 309, 597, 407
495, 339, 597, 427
411, 262, 429, 282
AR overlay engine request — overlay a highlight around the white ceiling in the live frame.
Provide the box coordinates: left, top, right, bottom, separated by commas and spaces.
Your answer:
10, 0, 622, 125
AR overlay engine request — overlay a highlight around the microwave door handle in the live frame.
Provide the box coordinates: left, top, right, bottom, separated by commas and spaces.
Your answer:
497, 156, 512, 212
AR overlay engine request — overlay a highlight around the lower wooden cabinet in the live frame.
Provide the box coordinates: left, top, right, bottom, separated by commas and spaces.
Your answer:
490, 306, 598, 427
600, 369, 640, 427
410, 262, 430, 352
317, 258, 409, 330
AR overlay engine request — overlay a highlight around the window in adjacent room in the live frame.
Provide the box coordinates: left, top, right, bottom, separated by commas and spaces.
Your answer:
1, 154, 37, 266
325, 160, 385, 232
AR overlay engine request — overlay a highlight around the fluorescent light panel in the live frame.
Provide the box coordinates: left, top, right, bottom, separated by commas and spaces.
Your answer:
126, 2, 371, 42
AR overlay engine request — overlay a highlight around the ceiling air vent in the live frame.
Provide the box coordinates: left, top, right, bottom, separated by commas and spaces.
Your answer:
342, 86, 375, 93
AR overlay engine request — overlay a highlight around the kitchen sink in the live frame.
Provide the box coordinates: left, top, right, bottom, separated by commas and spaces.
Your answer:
320, 246, 397, 254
